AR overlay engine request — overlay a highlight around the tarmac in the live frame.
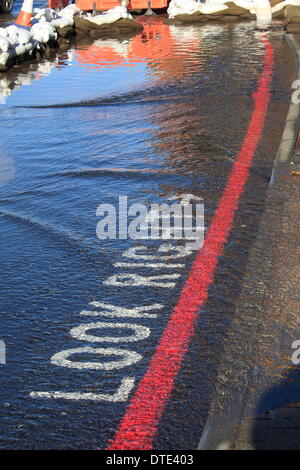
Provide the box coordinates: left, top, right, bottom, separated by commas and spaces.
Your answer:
0, 8, 299, 450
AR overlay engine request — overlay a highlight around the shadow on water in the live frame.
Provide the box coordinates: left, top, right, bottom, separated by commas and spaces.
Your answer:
252, 368, 300, 450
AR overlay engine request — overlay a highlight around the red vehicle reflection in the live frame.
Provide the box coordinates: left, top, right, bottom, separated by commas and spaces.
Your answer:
75, 17, 201, 80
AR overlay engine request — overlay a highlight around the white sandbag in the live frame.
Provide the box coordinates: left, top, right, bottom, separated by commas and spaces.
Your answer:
86, 6, 132, 26
59, 4, 80, 18
15, 44, 28, 55
50, 4, 80, 27
167, 0, 228, 18
253, 0, 272, 27
0, 29, 8, 38
51, 17, 74, 28
0, 3, 78, 68
272, 0, 300, 14
272, 1, 288, 13
167, 0, 201, 18
173, 0, 200, 11
34, 4, 79, 29
24, 42, 35, 52
34, 4, 79, 25
17, 29, 33, 45
0, 51, 10, 66
33, 7, 59, 22
167, 2, 178, 18
5, 25, 20, 44
31, 19, 57, 43
230, 0, 253, 10
199, 3, 228, 14
0, 37, 10, 53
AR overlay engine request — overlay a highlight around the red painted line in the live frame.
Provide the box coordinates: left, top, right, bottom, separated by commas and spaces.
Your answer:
107, 35, 274, 450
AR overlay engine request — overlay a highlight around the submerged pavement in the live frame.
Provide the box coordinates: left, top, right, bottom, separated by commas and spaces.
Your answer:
199, 151, 300, 450
233, 34, 300, 451
200, 33, 300, 451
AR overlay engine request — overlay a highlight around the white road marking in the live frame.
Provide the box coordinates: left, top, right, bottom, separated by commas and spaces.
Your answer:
30, 233, 193, 401
70, 322, 151, 343
167, 193, 203, 204
30, 377, 135, 402
113, 262, 185, 269
122, 244, 192, 260
51, 346, 142, 370
80, 302, 163, 318
103, 273, 180, 288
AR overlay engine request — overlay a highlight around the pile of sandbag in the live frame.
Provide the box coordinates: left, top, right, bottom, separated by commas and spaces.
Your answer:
166, 0, 300, 24
166, 0, 256, 24
74, 6, 143, 39
32, 4, 80, 39
0, 25, 39, 71
285, 4, 300, 32
33, 3, 79, 28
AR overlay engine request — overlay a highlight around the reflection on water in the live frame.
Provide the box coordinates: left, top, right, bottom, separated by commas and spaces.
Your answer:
0, 16, 203, 106
0, 17, 294, 449
0, 55, 71, 102
0, 153, 15, 188
75, 18, 201, 77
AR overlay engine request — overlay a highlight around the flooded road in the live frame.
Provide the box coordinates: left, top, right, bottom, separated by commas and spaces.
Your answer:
0, 16, 295, 449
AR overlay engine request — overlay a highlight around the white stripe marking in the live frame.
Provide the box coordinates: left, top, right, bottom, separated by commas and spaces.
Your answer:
51, 347, 142, 370
80, 302, 163, 318
30, 377, 135, 402
113, 262, 184, 269
122, 244, 192, 261
70, 322, 151, 343
103, 273, 180, 288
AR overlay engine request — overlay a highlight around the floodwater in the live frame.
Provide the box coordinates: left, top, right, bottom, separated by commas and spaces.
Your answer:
0, 15, 295, 449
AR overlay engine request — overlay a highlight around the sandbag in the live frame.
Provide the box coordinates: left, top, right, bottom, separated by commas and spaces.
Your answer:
286, 5, 300, 20
222, 1, 248, 15
220, 14, 240, 20
270, 0, 285, 6
75, 16, 101, 31
272, 7, 286, 18
199, 4, 228, 15
171, 12, 206, 23
84, 6, 132, 26
287, 16, 300, 22
57, 26, 76, 38
74, 14, 142, 34
114, 18, 143, 31
286, 22, 300, 32
89, 27, 119, 38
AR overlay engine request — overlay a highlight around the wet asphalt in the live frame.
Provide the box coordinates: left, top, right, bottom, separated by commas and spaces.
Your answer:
0, 14, 297, 449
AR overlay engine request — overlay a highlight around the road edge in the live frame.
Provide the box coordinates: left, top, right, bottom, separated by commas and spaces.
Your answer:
197, 32, 300, 451
271, 33, 300, 182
